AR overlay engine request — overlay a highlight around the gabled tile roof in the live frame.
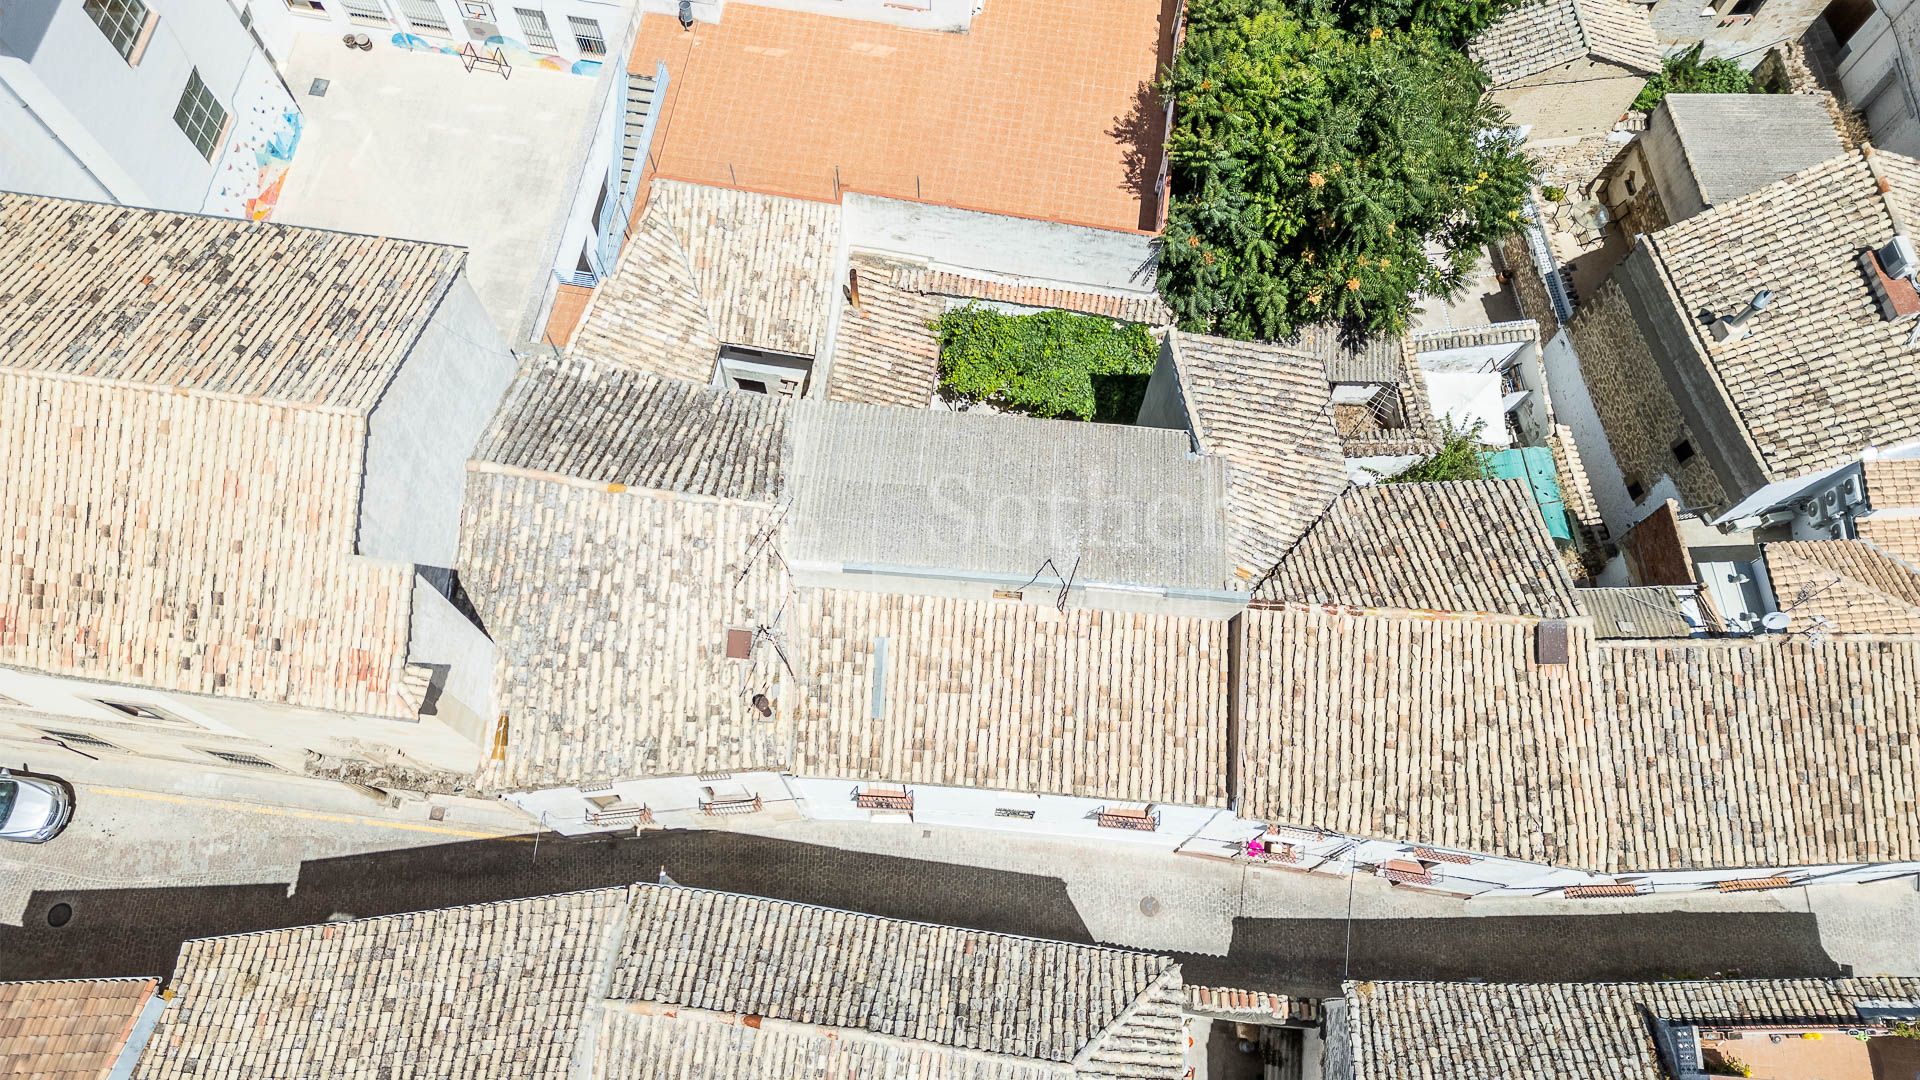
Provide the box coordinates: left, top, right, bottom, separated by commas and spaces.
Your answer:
570, 180, 839, 376
1660, 93, 1845, 208
474, 357, 788, 502
1861, 516, 1920, 565
460, 474, 788, 791
1867, 457, 1920, 508
824, 256, 945, 408
137, 885, 1186, 1079
790, 588, 1230, 806
1241, 605, 1920, 872
894, 266, 1173, 325
1161, 332, 1349, 578
1631, 150, 1920, 482
1471, 0, 1662, 86
1256, 481, 1580, 617
0, 374, 423, 717
0, 193, 461, 411
1341, 978, 1920, 1080
784, 400, 1240, 593
1578, 585, 1695, 638
0, 977, 153, 1080
1765, 539, 1920, 635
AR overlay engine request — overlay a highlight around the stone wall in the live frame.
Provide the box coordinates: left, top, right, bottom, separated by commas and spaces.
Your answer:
1756, 43, 1871, 150
1494, 233, 1561, 341
1564, 280, 1728, 511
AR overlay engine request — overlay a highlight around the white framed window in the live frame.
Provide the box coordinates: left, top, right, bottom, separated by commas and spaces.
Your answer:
41, 729, 123, 752
394, 0, 451, 33
568, 14, 604, 54
172, 69, 230, 161
199, 748, 281, 771
284, 0, 328, 13
82, 0, 154, 62
98, 699, 190, 725
339, 0, 392, 23
514, 6, 555, 49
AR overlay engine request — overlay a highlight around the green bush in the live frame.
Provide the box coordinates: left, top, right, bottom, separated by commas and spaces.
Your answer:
1631, 45, 1756, 112
934, 305, 1159, 422
1158, 0, 1534, 341
1384, 419, 1490, 482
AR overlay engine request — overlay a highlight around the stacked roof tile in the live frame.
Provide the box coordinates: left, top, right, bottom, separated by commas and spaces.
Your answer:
1242, 605, 1920, 871
0, 978, 153, 1080
1470, 0, 1662, 86
571, 180, 840, 377
825, 256, 946, 408
1257, 481, 1581, 617
1626, 150, 1920, 483
1159, 332, 1349, 578
1341, 978, 1920, 1080
0, 194, 463, 717
894, 266, 1173, 325
136, 885, 1187, 1079
1764, 539, 1920, 634
473, 357, 788, 501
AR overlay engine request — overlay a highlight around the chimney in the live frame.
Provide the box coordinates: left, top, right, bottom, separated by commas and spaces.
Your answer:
1534, 620, 1569, 666
1709, 289, 1772, 342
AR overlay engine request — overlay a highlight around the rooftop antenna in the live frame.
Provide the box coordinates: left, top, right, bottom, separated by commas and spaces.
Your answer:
1710, 288, 1773, 342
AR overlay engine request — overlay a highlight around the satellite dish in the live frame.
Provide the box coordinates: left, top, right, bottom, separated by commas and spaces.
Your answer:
1761, 611, 1792, 631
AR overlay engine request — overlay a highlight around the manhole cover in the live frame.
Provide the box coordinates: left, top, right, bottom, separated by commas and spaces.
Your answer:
1138, 896, 1161, 917
45, 902, 72, 928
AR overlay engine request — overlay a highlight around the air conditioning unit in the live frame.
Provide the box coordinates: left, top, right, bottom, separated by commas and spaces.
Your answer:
1840, 471, 1868, 507
464, 17, 497, 37
1881, 234, 1919, 279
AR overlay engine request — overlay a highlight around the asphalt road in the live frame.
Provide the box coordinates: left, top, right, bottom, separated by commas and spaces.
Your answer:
0, 831, 1846, 994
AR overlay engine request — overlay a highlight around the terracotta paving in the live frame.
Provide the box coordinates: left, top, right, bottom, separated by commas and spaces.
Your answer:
630, 0, 1176, 233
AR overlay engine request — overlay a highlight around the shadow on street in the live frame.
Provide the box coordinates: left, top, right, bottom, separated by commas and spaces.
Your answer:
0, 831, 1846, 995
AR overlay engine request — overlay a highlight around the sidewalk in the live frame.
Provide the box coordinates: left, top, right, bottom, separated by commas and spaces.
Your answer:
0, 737, 529, 927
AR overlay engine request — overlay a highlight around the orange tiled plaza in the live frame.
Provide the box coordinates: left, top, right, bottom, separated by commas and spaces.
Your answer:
629, 0, 1175, 233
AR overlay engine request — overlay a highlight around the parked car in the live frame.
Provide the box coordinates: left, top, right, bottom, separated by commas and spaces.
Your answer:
0, 769, 73, 843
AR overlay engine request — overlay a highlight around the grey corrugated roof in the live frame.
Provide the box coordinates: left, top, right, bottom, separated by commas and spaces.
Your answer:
1663, 93, 1845, 207
1578, 586, 1694, 638
473, 358, 787, 502
783, 401, 1239, 592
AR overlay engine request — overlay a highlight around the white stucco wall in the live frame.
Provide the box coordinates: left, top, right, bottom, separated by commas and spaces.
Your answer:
0, 76, 113, 201
843, 193, 1161, 295
249, 0, 628, 70
0, 0, 292, 213
407, 575, 496, 747
358, 270, 519, 568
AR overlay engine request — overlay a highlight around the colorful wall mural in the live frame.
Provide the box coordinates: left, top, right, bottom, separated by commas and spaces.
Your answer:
390, 32, 604, 75
203, 65, 304, 221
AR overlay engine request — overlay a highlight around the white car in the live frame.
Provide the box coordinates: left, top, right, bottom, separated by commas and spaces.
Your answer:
0, 769, 73, 843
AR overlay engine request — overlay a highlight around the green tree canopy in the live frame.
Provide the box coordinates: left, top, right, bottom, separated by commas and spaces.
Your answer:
1291, 0, 1528, 46
1630, 44, 1756, 112
1157, 0, 1534, 341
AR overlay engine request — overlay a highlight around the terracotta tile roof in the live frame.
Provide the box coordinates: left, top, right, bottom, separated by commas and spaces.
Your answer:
1291, 326, 1407, 386
1341, 978, 1920, 1080
572, 180, 840, 375
1578, 586, 1696, 638
1471, 0, 1662, 86
1633, 151, 1920, 481
1185, 985, 1322, 1024
569, 210, 720, 384
1241, 606, 1920, 872
0, 375, 423, 717
460, 474, 788, 790
824, 257, 944, 408
895, 267, 1173, 325
139, 885, 1186, 1079
1860, 516, 1920, 564
1256, 481, 1581, 617
0, 193, 461, 411
474, 357, 788, 502
1161, 332, 1349, 578
608, 886, 1184, 1068
1765, 539, 1920, 635
1866, 458, 1920, 508
784, 400, 1239, 593
0, 978, 153, 1080
789, 588, 1230, 806
1296, 327, 1445, 459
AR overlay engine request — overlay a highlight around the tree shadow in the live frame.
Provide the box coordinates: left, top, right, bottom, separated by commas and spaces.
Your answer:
1111, 79, 1169, 233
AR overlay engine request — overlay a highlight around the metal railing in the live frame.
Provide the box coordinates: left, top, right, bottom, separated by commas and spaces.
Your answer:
1520, 197, 1574, 324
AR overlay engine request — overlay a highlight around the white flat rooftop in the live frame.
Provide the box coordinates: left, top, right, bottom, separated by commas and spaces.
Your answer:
272, 34, 602, 343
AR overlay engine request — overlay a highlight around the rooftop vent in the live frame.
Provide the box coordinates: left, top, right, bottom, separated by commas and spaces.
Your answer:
1862, 240, 1920, 321
725, 628, 753, 660
1535, 619, 1570, 666
1709, 289, 1772, 342
1882, 234, 1918, 278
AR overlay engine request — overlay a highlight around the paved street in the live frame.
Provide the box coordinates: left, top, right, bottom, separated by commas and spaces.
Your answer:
2, 816, 1907, 996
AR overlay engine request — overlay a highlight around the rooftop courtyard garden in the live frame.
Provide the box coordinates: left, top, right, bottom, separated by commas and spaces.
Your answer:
933, 305, 1159, 424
